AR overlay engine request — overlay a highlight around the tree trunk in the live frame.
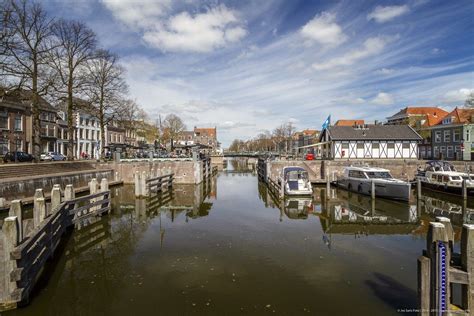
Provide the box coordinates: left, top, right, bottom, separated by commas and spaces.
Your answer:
100, 109, 105, 160
31, 56, 41, 162
67, 72, 74, 160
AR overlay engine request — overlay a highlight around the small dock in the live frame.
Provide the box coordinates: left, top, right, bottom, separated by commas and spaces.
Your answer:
0, 179, 112, 311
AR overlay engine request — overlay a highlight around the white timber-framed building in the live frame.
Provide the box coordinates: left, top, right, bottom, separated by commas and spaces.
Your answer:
318, 125, 422, 159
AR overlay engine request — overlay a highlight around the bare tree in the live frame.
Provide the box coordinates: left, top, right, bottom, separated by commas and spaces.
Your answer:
85, 49, 128, 159
163, 114, 185, 151
465, 92, 474, 108
272, 125, 286, 153
1, 0, 56, 159
50, 18, 97, 160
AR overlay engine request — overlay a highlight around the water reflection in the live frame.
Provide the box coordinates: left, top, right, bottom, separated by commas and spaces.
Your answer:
5, 162, 474, 316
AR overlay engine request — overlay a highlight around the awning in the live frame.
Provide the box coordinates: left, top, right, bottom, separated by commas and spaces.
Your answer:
297, 141, 330, 149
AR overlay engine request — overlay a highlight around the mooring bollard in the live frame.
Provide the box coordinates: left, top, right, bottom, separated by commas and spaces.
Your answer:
50, 185, 62, 214
8, 200, 23, 242
33, 189, 44, 225
64, 184, 75, 201
3, 216, 19, 297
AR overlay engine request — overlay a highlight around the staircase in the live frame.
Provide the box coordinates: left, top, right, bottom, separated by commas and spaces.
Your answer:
0, 161, 97, 180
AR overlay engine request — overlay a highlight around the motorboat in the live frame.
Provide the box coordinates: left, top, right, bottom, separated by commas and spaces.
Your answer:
415, 160, 474, 196
336, 165, 410, 201
280, 166, 313, 196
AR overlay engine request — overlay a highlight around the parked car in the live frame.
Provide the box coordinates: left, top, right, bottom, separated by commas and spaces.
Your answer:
41, 152, 66, 161
40, 152, 53, 161
3, 151, 35, 163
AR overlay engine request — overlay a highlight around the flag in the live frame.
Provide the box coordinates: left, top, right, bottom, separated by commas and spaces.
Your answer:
322, 115, 331, 130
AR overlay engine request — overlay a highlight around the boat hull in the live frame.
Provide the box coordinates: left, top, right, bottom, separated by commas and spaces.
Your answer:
420, 181, 474, 196
336, 178, 410, 201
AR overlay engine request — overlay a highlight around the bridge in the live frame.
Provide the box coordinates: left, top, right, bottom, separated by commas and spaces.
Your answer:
223, 151, 280, 158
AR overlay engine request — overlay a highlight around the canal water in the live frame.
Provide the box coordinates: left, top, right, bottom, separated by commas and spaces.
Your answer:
5, 159, 473, 315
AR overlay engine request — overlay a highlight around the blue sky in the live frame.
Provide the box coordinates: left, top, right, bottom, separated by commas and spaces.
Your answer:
44, 0, 474, 146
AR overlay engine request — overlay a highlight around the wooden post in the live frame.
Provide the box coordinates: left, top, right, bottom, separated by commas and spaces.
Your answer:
64, 184, 75, 201
326, 174, 330, 199
142, 171, 149, 197
461, 224, 473, 311
462, 179, 467, 200
426, 222, 450, 314
371, 180, 375, 200
417, 178, 422, 200
134, 171, 141, 197
50, 185, 62, 214
89, 179, 98, 213
436, 217, 454, 252
33, 189, 44, 228
0, 197, 5, 208
3, 216, 19, 299
279, 176, 284, 199
100, 178, 109, 192
34, 198, 46, 228
418, 255, 431, 316
8, 200, 23, 242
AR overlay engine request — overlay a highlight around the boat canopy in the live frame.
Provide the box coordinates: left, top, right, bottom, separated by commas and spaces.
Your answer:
425, 160, 456, 172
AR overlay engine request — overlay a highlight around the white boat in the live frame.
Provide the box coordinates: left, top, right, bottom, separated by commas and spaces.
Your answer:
415, 161, 474, 196
336, 165, 411, 201
280, 166, 313, 196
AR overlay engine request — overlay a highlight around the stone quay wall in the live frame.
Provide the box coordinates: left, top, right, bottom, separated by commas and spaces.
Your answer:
94, 160, 204, 185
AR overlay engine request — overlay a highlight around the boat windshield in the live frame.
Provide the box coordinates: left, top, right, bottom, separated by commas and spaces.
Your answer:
461, 175, 473, 181
450, 176, 462, 181
366, 171, 392, 179
288, 171, 307, 181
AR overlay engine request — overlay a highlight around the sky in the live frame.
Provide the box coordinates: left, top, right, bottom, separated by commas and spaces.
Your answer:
43, 0, 474, 147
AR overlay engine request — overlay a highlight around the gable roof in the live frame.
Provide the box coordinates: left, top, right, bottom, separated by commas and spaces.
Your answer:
325, 125, 422, 141
194, 127, 216, 138
439, 107, 474, 124
335, 119, 365, 126
387, 106, 448, 120
1, 88, 55, 112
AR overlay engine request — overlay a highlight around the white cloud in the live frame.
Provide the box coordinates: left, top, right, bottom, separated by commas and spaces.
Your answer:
312, 37, 388, 70
101, 0, 171, 29
443, 88, 474, 103
371, 92, 394, 105
143, 5, 247, 53
300, 12, 347, 46
367, 5, 410, 23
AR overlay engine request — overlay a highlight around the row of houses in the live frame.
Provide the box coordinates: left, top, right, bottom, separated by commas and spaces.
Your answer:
0, 88, 220, 159
291, 106, 473, 161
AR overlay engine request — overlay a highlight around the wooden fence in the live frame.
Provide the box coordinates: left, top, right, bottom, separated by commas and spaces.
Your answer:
1, 179, 111, 310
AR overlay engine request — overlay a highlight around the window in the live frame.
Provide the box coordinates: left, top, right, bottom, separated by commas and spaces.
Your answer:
444, 130, 451, 142
0, 112, 8, 129
453, 129, 461, 142
402, 142, 410, 149
348, 170, 365, 178
372, 142, 379, 149
434, 131, 441, 143
0, 138, 8, 155
14, 115, 22, 131
366, 172, 392, 179
447, 146, 453, 158
467, 130, 471, 142
387, 142, 395, 149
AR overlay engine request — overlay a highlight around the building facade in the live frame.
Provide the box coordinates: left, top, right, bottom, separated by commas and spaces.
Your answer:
319, 125, 422, 159
75, 112, 101, 159
431, 107, 473, 161
0, 89, 29, 156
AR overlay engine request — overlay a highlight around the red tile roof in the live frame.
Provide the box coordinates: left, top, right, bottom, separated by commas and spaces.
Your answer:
439, 107, 474, 125
194, 127, 217, 138
335, 120, 365, 126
